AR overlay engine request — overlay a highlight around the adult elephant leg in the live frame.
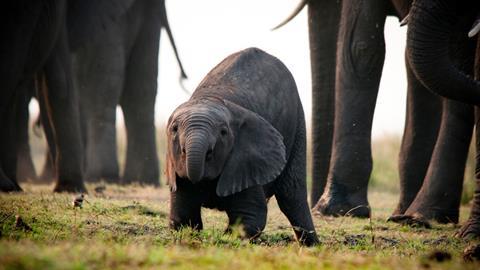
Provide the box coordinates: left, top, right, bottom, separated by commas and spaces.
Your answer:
74, 42, 124, 183
392, 55, 442, 216
120, 6, 160, 186
308, 0, 341, 205
456, 39, 480, 239
313, 0, 387, 218
0, 97, 22, 192
0, 1, 41, 192
43, 25, 86, 193
393, 27, 476, 224
394, 100, 473, 225
457, 107, 480, 238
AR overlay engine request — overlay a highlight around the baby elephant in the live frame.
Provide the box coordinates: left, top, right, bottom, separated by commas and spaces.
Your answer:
166, 47, 319, 246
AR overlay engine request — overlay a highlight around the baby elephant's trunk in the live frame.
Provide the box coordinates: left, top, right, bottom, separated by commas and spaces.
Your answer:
185, 129, 209, 183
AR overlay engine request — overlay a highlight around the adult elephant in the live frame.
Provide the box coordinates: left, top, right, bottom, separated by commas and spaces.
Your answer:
0, 0, 86, 192
404, 0, 480, 237
276, 0, 472, 219
64, 0, 187, 185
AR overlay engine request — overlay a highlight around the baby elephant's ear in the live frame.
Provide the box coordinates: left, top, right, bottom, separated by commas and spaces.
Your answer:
216, 101, 287, 197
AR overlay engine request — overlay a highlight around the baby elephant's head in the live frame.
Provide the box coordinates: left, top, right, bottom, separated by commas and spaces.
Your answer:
166, 99, 287, 197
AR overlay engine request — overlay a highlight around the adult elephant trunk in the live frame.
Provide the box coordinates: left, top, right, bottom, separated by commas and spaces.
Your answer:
184, 129, 209, 183
407, 0, 480, 105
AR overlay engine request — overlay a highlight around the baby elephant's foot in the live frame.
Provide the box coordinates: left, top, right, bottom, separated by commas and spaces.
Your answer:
225, 224, 263, 240
295, 229, 320, 247
313, 194, 370, 218
387, 214, 432, 229
456, 219, 480, 239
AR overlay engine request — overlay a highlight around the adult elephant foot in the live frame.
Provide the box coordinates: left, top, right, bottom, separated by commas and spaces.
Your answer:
0, 177, 22, 192
53, 179, 87, 193
388, 206, 459, 225
457, 182, 480, 239
312, 184, 370, 218
456, 219, 480, 239
390, 100, 473, 226
122, 147, 159, 186
387, 214, 432, 229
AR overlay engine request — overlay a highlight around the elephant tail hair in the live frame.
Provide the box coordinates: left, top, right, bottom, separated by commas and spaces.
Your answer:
271, 0, 309, 31
160, 0, 188, 88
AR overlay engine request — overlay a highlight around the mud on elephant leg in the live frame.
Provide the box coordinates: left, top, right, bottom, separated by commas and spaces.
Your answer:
313, 0, 388, 218
393, 56, 442, 216
390, 100, 473, 227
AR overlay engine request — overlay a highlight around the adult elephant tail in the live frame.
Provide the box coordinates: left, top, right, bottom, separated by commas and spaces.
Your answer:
271, 0, 309, 31
160, 0, 188, 89
407, 0, 480, 104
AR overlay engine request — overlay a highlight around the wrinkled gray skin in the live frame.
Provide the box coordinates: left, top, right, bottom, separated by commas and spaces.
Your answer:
389, 6, 477, 225
277, 0, 472, 222
1, 0, 86, 192
405, 0, 480, 238
35, 0, 187, 185
73, 0, 186, 185
166, 48, 319, 246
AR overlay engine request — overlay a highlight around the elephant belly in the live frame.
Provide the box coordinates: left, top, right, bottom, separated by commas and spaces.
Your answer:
202, 193, 227, 211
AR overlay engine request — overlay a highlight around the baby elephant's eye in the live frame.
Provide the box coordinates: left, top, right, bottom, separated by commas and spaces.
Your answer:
220, 128, 228, 136
172, 125, 178, 133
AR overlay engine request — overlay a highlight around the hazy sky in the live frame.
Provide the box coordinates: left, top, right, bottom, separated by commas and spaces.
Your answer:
144, 1, 408, 138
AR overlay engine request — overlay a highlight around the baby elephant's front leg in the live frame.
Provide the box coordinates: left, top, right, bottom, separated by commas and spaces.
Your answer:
223, 186, 268, 239
169, 179, 203, 231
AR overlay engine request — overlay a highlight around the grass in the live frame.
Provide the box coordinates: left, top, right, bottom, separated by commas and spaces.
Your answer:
1, 183, 479, 269
3, 129, 478, 269
369, 134, 476, 204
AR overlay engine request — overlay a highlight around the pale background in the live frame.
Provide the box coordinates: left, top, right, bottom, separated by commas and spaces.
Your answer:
27, 0, 408, 139
154, 0, 408, 138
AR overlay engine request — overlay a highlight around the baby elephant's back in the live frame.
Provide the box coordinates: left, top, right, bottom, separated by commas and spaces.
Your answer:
193, 47, 303, 137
